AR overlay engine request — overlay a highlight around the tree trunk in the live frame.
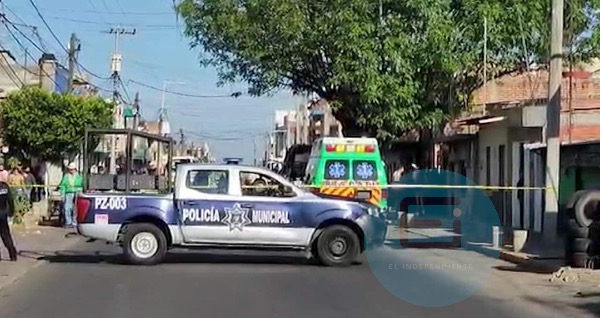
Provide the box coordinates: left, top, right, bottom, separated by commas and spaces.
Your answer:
334, 110, 373, 138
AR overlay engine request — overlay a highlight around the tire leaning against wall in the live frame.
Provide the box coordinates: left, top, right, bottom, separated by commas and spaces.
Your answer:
567, 219, 589, 239
573, 191, 600, 228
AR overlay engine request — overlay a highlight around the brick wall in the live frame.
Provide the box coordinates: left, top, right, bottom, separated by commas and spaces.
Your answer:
468, 70, 600, 143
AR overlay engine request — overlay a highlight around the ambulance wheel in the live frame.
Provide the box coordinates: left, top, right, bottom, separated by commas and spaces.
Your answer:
122, 223, 167, 265
316, 225, 360, 267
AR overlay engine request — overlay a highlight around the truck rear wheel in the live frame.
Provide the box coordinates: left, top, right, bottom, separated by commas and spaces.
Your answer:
122, 223, 167, 265
316, 225, 360, 267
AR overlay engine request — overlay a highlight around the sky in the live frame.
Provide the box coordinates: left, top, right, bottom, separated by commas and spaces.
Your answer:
3, 0, 304, 163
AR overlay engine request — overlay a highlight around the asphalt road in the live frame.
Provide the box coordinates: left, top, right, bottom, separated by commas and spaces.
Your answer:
0, 240, 553, 318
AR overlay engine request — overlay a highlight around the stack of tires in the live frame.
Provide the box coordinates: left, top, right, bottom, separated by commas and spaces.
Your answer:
565, 190, 600, 269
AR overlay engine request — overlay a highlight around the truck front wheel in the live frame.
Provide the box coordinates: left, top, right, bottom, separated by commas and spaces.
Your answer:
316, 225, 360, 267
122, 223, 167, 265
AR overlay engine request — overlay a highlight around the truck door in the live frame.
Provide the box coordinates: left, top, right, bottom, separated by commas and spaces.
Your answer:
231, 170, 310, 246
175, 168, 235, 243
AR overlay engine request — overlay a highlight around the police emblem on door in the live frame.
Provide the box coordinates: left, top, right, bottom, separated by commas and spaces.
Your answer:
222, 203, 251, 231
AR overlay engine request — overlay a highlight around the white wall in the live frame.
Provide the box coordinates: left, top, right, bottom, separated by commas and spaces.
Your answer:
478, 124, 508, 186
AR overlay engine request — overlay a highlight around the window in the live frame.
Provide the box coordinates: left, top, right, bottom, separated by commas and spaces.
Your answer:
239, 171, 295, 197
324, 160, 349, 180
353, 160, 377, 181
186, 170, 229, 194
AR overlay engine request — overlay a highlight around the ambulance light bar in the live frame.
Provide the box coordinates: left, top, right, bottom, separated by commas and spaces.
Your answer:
325, 144, 375, 153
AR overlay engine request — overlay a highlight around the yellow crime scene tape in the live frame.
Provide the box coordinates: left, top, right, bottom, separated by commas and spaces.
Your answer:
182, 184, 551, 190
17, 183, 551, 191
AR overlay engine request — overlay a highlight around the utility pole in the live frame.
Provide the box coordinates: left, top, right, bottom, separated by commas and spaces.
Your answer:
67, 33, 80, 93
253, 135, 257, 166
105, 27, 136, 174
133, 92, 140, 129
179, 129, 185, 156
22, 48, 27, 85
544, 0, 563, 242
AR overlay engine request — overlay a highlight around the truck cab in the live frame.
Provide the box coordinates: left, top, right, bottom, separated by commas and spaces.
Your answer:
76, 129, 386, 266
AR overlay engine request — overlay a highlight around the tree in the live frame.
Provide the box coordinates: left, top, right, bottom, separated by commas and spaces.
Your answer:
0, 88, 114, 162
175, 0, 600, 138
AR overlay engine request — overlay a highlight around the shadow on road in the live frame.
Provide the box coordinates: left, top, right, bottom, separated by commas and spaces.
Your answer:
19, 249, 318, 266
493, 264, 557, 275
523, 294, 600, 316
384, 238, 462, 250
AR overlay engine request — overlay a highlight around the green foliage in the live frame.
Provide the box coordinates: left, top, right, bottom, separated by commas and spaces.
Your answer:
176, 0, 600, 138
5, 157, 20, 170
0, 88, 114, 162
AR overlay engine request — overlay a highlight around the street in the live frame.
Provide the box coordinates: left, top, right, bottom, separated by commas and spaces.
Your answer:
0, 236, 597, 318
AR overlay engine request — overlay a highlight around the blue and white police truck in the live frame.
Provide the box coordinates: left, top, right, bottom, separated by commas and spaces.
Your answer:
77, 131, 386, 266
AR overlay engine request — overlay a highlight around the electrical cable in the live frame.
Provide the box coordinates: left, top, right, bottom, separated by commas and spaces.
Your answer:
28, 0, 111, 80
118, 76, 132, 103
184, 129, 262, 141
45, 16, 178, 29
6, 22, 114, 94
128, 79, 243, 98
2, 17, 45, 53
0, 38, 25, 87
40, 8, 176, 16
2, 5, 51, 52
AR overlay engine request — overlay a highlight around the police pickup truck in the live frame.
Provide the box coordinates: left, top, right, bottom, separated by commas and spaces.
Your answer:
76, 164, 386, 266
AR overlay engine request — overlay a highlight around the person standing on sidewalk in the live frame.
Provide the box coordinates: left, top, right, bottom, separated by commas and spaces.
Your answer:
59, 162, 83, 228
0, 180, 17, 261
0, 164, 8, 183
23, 166, 36, 206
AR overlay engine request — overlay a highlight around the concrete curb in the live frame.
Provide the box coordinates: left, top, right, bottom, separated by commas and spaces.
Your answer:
394, 226, 563, 273
468, 243, 563, 273
0, 228, 82, 291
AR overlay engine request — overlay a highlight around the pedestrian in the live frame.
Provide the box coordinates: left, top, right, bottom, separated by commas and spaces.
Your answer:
7, 165, 25, 194
0, 164, 8, 183
0, 180, 17, 261
59, 162, 83, 228
391, 164, 404, 182
23, 166, 36, 205
33, 161, 47, 201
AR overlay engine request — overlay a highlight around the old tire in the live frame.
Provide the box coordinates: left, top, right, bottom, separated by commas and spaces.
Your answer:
570, 252, 597, 269
317, 225, 360, 267
567, 190, 592, 210
572, 238, 593, 253
122, 223, 167, 265
573, 191, 600, 227
568, 219, 589, 238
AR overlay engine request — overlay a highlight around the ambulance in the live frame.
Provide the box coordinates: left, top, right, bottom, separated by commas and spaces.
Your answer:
304, 137, 388, 208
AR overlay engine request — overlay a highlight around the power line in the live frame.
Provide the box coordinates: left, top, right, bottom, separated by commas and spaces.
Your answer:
37, 7, 176, 16
3, 17, 45, 53
2, 4, 50, 52
45, 16, 179, 29
0, 49, 24, 87
184, 130, 258, 141
4, 21, 111, 93
28, 0, 111, 80
128, 79, 243, 98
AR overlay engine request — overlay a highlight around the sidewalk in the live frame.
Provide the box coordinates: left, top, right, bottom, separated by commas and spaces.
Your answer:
386, 226, 565, 273
0, 225, 81, 291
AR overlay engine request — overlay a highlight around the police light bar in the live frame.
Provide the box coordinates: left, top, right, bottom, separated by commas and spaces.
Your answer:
325, 144, 375, 153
